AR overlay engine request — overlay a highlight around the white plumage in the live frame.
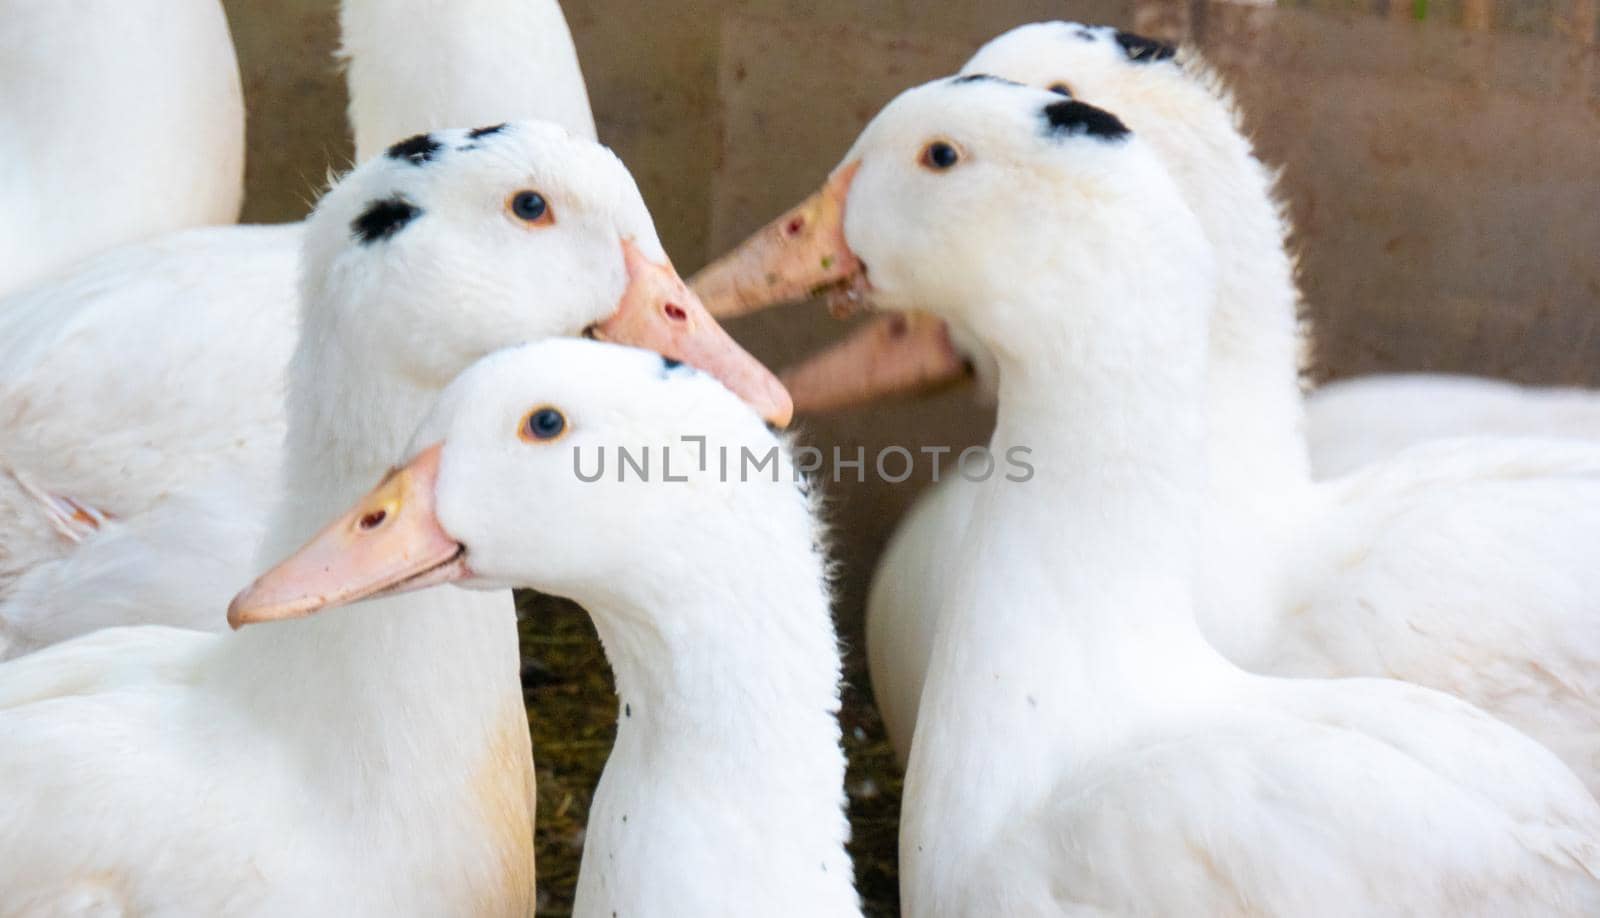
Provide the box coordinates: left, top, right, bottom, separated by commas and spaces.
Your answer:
0, 0, 245, 299
235, 339, 861, 917
0, 119, 768, 912
823, 76, 1600, 913
852, 24, 1600, 795
0, 0, 596, 658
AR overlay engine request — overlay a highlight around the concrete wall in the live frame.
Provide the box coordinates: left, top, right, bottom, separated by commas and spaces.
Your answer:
218, 0, 1600, 626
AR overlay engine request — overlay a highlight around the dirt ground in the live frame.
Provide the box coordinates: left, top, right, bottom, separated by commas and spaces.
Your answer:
519, 590, 902, 917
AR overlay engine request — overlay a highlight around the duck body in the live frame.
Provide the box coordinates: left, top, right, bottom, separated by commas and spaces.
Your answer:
0, 224, 300, 655
0, 0, 599, 656
844, 24, 1600, 788
0, 0, 245, 299
940, 673, 1600, 915
0, 601, 531, 916
1307, 373, 1600, 476
912, 416, 1600, 915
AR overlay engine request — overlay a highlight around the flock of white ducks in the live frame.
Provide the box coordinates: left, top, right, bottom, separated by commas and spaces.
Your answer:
2, 5, 1599, 915
0, 0, 598, 657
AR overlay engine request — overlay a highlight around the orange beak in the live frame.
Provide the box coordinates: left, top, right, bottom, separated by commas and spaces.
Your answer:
595, 240, 793, 428
690, 161, 862, 319
780, 311, 972, 414
687, 157, 970, 416
227, 444, 466, 629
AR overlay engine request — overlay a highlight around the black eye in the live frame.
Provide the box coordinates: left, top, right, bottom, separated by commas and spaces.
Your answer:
521, 407, 566, 441
509, 190, 551, 224
1048, 83, 1073, 98
920, 142, 960, 171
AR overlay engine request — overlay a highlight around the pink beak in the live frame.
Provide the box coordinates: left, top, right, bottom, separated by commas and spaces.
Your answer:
596, 239, 793, 428
227, 444, 467, 628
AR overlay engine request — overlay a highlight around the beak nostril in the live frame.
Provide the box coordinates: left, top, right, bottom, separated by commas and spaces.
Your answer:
358, 509, 388, 531
785, 217, 805, 237
664, 303, 688, 322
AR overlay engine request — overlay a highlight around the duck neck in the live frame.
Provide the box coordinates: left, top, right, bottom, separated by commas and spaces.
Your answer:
215, 330, 527, 827
903, 293, 1236, 898
1156, 87, 1313, 511
340, 0, 596, 159
571, 515, 855, 911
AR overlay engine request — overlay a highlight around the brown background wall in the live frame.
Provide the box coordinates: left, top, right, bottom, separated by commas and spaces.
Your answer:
218, 0, 1600, 627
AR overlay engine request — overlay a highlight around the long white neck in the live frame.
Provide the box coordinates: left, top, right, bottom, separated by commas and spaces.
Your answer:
901, 282, 1237, 911
207, 288, 532, 906
340, 0, 597, 161
1155, 71, 1312, 511
571, 507, 859, 916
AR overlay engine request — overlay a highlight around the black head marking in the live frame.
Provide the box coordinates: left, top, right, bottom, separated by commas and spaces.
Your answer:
1041, 99, 1131, 142
386, 133, 443, 165
950, 72, 1024, 88
1114, 30, 1177, 63
662, 356, 683, 370
1073, 25, 1098, 42
352, 195, 422, 245
468, 123, 507, 139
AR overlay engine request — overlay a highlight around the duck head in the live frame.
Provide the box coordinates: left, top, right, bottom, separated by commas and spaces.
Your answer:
301, 121, 791, 427
230, 338, 809, 626
692, 24, 1193, 413
694, 77, 1208, 381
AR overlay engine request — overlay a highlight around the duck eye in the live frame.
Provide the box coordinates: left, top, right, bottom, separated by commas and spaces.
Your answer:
920, 141, 961, 171
1048, 83, 1073, 98
508, 190, 553, 225
520, 406, 567, 442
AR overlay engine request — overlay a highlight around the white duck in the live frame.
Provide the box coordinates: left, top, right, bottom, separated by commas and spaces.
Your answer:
0, 0, 597, 658
697, 22, 1600, 794
0, 0, 245, 299
0, 127, 786, 912
230, 338, 859, 918
791, 76, 1600, 913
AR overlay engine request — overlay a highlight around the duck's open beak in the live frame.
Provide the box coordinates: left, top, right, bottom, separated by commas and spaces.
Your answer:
227, 444, 466, 629
594, 239, 793, 428
690, 161, 862, 319
689, 159, 970, 414
780, 311, 971, 414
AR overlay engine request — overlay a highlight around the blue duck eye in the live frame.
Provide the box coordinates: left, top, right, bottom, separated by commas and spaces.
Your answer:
521, 407, 567, 441
509, 190, 552, 224
920, 142, 960, 171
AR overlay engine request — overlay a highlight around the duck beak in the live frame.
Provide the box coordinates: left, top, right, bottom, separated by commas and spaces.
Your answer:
594, 240, 794, 428
227, 444, 467, 629
690, 161, 862, 318
781, 311, 971, 414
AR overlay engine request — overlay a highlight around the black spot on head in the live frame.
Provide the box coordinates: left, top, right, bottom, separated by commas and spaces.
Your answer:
1115, 30, 1177, 63
662, 356, 682, 370
624, 702, 632, 717
1073, 25, 1098, 42
351, 195, 422, 244
468, 123, 507, 139
1041, 99, 1131, 142
386, 133, 443, 165
950, 72, 1024, 88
